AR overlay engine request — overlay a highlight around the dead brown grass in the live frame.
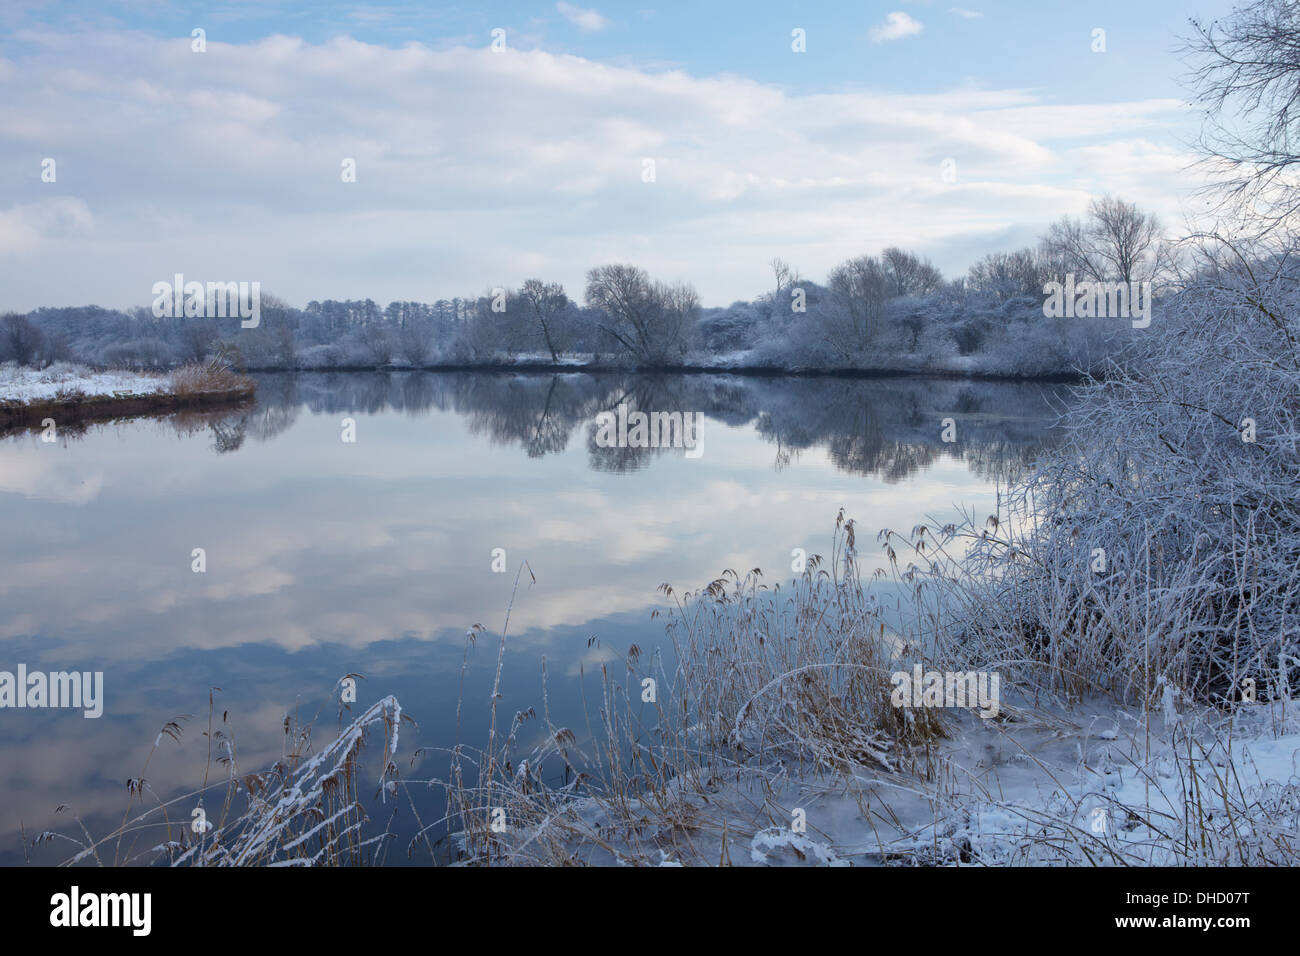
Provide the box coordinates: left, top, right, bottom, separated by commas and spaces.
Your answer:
169, 361, 255, 397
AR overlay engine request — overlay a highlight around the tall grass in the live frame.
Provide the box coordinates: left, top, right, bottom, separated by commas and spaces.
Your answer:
45, 516, 955, 866
169, 358, 255, 397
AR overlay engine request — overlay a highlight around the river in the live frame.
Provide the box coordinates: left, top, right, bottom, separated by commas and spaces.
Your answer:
0, 370, 1073, 864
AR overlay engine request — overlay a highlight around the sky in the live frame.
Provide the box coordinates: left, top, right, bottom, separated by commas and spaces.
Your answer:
0, 0, 1240, 311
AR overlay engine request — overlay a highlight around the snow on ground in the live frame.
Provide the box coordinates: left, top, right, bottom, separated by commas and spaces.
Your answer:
503, 696, 1300, 866
759, 698, 1300, 866
0, 362, 167, 403
875, 698, 1300, 866
939, 354, 979, 372
481, 352, 591, 366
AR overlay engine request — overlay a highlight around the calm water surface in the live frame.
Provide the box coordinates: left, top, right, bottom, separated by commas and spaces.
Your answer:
0, 371, 1072, 863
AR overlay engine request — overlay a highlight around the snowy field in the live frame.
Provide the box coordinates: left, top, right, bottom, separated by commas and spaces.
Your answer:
0, 362, 167, 403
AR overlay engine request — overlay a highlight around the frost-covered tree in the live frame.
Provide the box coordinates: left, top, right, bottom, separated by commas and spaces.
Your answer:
446, 289, 531, 361
966, 248, 1043, 301
1040, 196, 1163, 285
359, 321, 394, 365
768, 257, 800, 300
518, 279, 572, 361
584, 264, 698, 364
398, 314, 434, 365
176, 317, 220, 363
1184, 0, 1300, 229
820, 255, 889, 356
0, 313, 45, 366
880, 247, 944, 297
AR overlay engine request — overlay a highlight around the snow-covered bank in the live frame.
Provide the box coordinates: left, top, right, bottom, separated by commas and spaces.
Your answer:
0, 362, 167, 402
439, 532, 1300, 866
0, 361, 256, 430
479, 696, 1300, 866
47, 540, 1300, 867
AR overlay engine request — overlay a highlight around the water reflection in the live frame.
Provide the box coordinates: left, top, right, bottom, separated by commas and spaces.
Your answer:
130, 371, 1066, 481
4, 371, 1067, 481
0, 371, 1070, 864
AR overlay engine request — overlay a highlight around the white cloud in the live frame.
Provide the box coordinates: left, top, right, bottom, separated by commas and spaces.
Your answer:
0, 197, 95, 254
556, 2, 610, 32
949, 7, 984, 19
0, 30, 1205, 310
870, 11, 924, 43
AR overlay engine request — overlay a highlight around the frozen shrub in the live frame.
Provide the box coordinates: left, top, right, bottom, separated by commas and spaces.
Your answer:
939, 239, 1300, 705
296, 343, 347, 369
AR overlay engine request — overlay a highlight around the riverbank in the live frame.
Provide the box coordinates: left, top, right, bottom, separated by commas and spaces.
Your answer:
431, 519, 1300, 867
0, 362, 256, 431
56, 533, 1300, 867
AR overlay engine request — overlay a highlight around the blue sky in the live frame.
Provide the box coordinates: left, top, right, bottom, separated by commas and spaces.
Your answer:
3, 0, 1212, 99
0, 0, 1238, 309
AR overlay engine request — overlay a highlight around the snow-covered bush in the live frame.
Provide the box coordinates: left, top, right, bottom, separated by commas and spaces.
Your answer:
914, 321, 959, 364
935, 240, 1300, 705
295, 342, 347, 369
970, 305, 1129, 378
695, 302, 762, 353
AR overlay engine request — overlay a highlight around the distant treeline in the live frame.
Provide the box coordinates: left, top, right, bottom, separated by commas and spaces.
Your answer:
2, 195, 1165, 379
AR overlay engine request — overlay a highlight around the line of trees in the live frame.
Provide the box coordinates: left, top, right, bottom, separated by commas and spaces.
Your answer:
4, 194, 1168, 378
